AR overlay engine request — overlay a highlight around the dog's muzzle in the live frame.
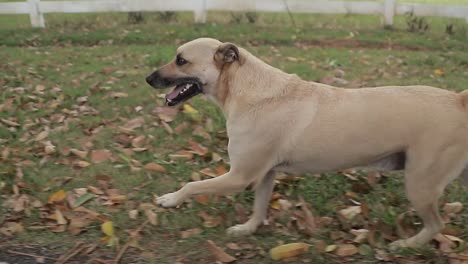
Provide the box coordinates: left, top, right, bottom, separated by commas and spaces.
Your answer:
146, 71, 203, 106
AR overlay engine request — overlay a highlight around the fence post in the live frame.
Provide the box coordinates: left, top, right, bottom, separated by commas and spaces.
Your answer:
194, 0, 207, 23
383, 0, 396, 28
28, 0, 45, 28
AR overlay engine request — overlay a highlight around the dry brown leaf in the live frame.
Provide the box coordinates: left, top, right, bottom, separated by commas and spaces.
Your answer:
35, 130, 49, 141
128, 210, 139, 220
1, 118, 20, 127
443, 202, 463, 214
180, 228, 203, 239
194, 194, 210, 205
434, 233, 457, 253
325, 245, 337, 252
206, 240, 236, 263
56, 209, 67, 225
270, 243, 310, 260
90, 149, 112, 164
70, 148, 88, 159
188, 138, 209, 156
335, 244, 358, 257
0, 222, 24, 236
200, 166, 227, 178
338, 206, 361, 221
299, 196, 316, 235
88, 185, 104, 195
169, 150, 193, 160
152, 106, 179, 122
200, 168, 219, 178
350, 229, 369, 243
144, 162, 166, 173
198, 211, 222, 228
145, 209, 158, 226
226, 243, 241, 250
74, 160, 91, 168
48, 189, 67, 203
123, 117, 145, 130
131, 135, 146, 148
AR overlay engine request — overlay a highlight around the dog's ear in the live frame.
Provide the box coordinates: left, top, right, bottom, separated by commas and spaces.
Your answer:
215, 42, 242, 64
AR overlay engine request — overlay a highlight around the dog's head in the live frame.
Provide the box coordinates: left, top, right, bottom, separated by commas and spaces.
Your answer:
146, 38, 242, 106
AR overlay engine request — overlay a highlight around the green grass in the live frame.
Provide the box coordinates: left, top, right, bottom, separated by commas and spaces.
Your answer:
0, 11, 467, 264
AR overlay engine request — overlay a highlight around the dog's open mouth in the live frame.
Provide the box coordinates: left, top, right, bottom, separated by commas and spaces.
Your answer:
165, 82, 202, 106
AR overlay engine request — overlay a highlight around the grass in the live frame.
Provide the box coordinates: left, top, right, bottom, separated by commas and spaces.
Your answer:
0, 11, 467, 264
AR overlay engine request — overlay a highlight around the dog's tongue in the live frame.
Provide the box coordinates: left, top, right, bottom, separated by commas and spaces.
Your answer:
166, 85, 184, 100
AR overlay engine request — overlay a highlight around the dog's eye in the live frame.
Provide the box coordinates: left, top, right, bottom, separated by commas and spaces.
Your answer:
176, 56, 188, 66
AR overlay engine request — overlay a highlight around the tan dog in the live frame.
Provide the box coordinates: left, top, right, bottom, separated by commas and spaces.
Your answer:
146, 38, 468, 248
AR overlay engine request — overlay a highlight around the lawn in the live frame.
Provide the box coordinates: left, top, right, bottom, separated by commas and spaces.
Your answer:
0, 11, 467, 264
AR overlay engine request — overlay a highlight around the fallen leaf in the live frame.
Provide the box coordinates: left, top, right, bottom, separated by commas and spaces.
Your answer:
73, 193, 95, 208
70, 148, 88, 159
183, 104, 200, 121
169, 150, 193, 160
350, 229, 369, 243
180, 228, 202, 239
35, 130, 49, 142
206, 240, 236, 263
338, 206, 361, 221
101, 221, 114, 237
434, 233, 456, 253
123, 117, 145, 130
88, 185, 104, 195
128, 210, 139, 220
48, 189, 67, 203
335, 244, 358, 257
90, 149, 112, 164
188, 138, 209, 156
0, 222, 24, 236
55, 209, 67, 225
152, 106, 178, 122
434, 69, 445, 75
198, 211, 222, 228
74, 160, 91, 168
325, 245, 337, 252
131, 135, 146, 148
226, 242, 241, 250
194, 194, 210, 205
144, 162, 166, 173
145, 209, 158, 226
299, 196, 316, 235
444, 202, 463, 214
270, 243, 310, 260
0, 118, 20, 127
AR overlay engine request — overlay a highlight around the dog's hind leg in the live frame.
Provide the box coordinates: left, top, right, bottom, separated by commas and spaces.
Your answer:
227, 170, 276, 236
391, 144, 467, 249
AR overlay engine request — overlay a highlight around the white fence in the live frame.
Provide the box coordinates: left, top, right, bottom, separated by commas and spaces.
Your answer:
0, 0, 467, 28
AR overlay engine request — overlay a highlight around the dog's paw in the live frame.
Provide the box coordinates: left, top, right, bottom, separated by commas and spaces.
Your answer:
226, 224, 256, 237
156, 192, 183, 208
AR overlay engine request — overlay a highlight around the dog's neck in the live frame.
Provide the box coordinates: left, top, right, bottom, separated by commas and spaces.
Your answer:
214, 48, 301, 119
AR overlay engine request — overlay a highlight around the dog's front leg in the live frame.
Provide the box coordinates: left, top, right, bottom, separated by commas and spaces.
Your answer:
156, 169, 255, 208
227, 170, 276, 236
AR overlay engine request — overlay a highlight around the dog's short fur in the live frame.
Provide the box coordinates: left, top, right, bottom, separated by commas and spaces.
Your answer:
146, 38, 468, 248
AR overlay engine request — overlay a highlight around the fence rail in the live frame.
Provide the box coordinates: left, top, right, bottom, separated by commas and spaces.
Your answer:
0, 0, 467, 28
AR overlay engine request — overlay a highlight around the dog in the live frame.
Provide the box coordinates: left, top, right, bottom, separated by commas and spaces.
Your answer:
146, 37, 468, 248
